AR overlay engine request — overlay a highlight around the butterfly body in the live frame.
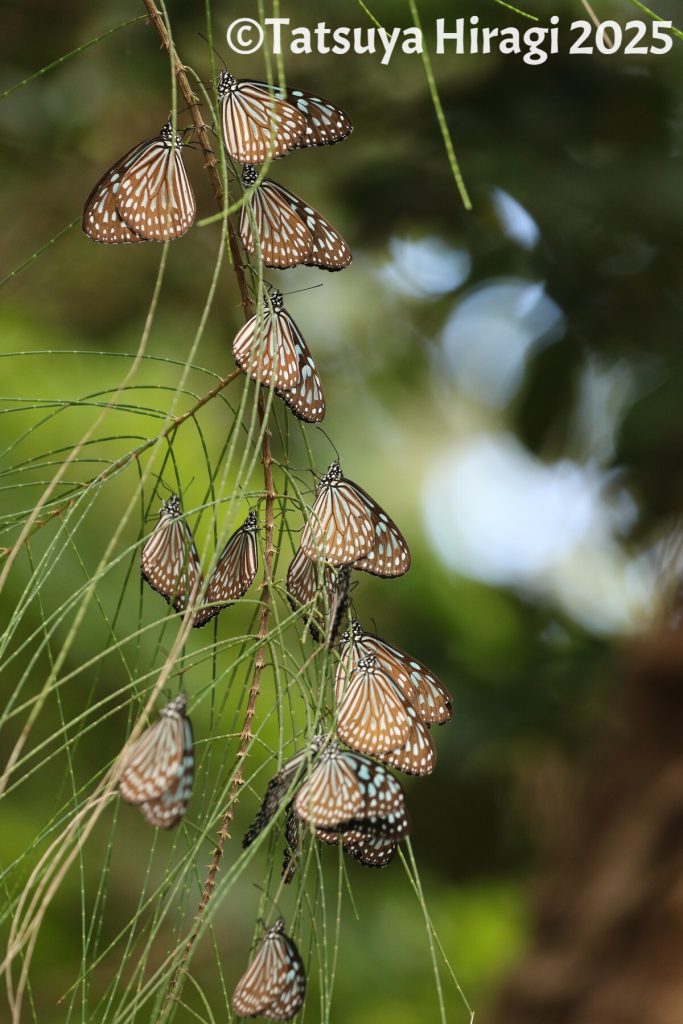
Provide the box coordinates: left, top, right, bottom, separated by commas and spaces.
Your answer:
141, 495, 202, 614
192, 510, 259, 628
339, 621, 453, 725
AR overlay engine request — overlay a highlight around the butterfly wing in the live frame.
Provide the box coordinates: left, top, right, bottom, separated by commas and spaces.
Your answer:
294, 744, 366, 828
281, 87, 353, 148
83, 139, 150, 243
232, 921, 306, 1021
378, 705, 435, 777
275, 334, 326, 423
276, 183, 352, 271
239, 175, 313, 269
141, 496, 203, 614
340, 624, 452, 725
286, 547, 340, 643
119, 696, 194, 828
193, 511, 259, 628
300, 463, 376, 565
316, 826, 397, 867
116, 133, 195, 241
370, 634, 453, 725
222, 79, 307, 163
335, 656, 413, 755
233, 301, 301, 391
345, 480, 411, 577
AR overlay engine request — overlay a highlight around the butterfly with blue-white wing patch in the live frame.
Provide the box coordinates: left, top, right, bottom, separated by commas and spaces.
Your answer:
232, 918, 306, 1021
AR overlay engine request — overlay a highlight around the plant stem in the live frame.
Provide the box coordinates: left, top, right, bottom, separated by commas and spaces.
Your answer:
141, 0, 276, 1013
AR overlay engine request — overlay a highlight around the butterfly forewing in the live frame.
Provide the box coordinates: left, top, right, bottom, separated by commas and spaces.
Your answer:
340, 622, 452, 725
219, 74, 307, 163
240, 167, 313, 269
232, 919, 306, 1021
193, 510, 259, 628
116, 121, 195, 241
119, 694, 194, 829
233, 292, 301, 390
335, 653, 412, 755
141, 495, 203, 614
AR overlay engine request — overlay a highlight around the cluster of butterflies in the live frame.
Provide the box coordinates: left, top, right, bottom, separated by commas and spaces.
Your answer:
105, 67, 451, 1022
140, 499, 259, 628
82, 70, 352, 270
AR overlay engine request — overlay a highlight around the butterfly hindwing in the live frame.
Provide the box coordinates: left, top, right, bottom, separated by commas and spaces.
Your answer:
339, 621, 453, 725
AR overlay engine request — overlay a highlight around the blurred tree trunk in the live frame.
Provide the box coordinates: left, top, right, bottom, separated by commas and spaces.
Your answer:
487, 629, 683, 1024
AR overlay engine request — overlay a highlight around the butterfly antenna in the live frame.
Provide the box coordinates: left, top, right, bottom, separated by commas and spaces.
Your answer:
314, 426, 341, 464
198, 31, 228, 71
278, 283, 324, 298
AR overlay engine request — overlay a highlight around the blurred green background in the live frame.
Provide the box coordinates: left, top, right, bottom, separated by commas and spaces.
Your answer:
1, 0, 682, 1021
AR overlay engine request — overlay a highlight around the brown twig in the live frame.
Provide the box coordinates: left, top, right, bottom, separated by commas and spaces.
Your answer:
141, 1, 277, 1013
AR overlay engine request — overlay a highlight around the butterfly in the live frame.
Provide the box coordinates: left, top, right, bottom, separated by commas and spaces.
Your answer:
192, 510, 259, 628
232, 918, 306, 1021
339, 620, 453, 725
334, 653, 436, 776
233, 292, 325, 422
118, 693, 194, 828
293, 738, 410, 837
239, 164, 352, 271
218, 72, 352, 163
300, 460, 411, 576
83, 119, 195, 243
141, 495, 203, 614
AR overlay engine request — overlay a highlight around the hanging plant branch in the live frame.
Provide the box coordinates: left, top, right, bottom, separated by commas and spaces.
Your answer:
141, 0, 277, 1009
